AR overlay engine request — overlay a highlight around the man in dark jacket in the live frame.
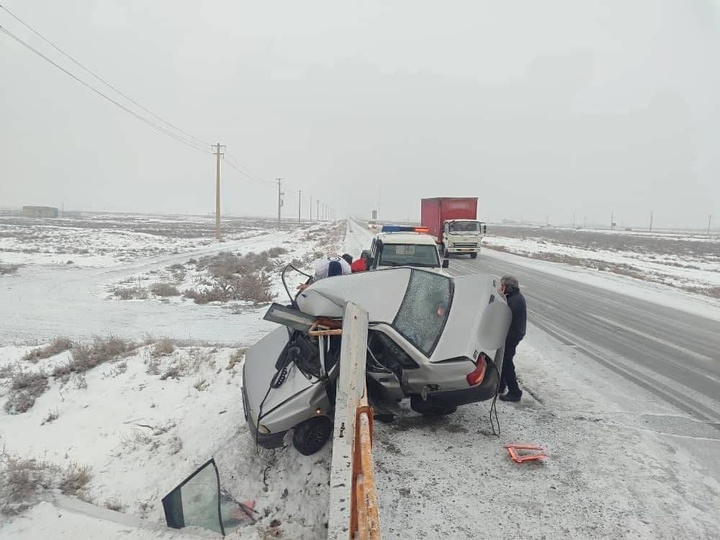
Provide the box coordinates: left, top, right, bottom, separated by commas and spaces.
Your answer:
498, 275, 527, 402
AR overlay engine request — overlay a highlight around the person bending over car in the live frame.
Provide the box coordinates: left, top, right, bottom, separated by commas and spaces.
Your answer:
351, 250, 372, 273
498, 275, 527, 402
297, 255, 351, 291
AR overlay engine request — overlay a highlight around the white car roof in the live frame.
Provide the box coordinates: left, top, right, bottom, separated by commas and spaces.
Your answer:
376, 232, 437, 245
296, 268, 511, 362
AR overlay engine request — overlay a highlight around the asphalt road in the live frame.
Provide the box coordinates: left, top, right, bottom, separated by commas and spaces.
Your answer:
446, 252, 720, 427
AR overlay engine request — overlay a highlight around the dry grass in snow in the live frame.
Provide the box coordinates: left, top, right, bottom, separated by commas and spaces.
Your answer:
0, 262, 21, 275
22, 337, 73, 363
0, 452, 91, 516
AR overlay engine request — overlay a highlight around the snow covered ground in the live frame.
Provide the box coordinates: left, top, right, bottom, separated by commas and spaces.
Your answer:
0, 214, 345, 539
484, 224, 720, 298
1, 214, 719, 539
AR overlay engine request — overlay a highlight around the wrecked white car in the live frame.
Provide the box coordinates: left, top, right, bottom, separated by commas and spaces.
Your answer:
242, 267, 511, 455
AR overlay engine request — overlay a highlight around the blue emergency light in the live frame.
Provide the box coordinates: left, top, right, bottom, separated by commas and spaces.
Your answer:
381, 225, 429, 233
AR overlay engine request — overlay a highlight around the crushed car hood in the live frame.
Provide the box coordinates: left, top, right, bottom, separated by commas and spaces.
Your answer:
296, 268, 411, 322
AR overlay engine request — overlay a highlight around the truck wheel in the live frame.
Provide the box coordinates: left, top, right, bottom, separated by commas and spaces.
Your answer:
470, 252, 477, 259
292, 417, 332, 455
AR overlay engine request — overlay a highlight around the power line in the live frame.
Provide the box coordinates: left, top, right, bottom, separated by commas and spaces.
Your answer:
222, 159, 275, 185
0, 4, 211, 149
0, 25, 209, 154
224, 152, 265, 181
0, 9, 324, 218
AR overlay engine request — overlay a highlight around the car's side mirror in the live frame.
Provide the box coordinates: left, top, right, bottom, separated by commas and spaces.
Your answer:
442, 259, 449, 269
483, 224, 487, 234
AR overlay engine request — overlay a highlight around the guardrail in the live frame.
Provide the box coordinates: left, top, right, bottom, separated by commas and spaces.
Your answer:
327, 302, 381, 540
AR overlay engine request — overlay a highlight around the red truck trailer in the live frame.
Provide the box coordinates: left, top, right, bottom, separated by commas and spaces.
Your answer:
421, 197, 486, 258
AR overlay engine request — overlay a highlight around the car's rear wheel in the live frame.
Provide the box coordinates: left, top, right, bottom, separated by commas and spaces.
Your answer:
410, 396, 457, 416
292, 417, 333, 455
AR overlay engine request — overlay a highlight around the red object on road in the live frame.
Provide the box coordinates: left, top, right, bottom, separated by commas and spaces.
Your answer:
504, 443, 547, 463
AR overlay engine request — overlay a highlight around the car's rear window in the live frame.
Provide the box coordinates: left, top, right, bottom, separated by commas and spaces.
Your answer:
393, 270, 452, 356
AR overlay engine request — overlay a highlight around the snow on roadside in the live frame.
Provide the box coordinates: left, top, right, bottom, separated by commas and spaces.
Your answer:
483, 248, 720, 323
342, 219, 720, 539
0, 218, 348, 538
0, 221, 346, 345
484, 229, 720, 296
371, 328, 720, 539
2, 216, 718, 539
0, 341, 331, 539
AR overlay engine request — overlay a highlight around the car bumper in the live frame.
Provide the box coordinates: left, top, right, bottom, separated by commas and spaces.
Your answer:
426, 368, 499, 407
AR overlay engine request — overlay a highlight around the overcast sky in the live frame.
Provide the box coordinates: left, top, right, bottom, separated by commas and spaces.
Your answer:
1, 0, 719, 229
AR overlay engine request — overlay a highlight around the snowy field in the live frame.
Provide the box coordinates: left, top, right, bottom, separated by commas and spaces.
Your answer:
484, 224, 720, 298
1, 214, 719, 539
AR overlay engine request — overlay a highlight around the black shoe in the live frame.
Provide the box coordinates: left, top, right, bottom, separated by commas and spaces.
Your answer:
499, 391, 522, 402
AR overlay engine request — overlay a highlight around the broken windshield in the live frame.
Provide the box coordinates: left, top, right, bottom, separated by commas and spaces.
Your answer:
393, 270, 452, 356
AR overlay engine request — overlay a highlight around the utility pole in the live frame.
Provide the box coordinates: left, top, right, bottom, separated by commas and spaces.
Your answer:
708, 214, 713, 235
309, 195, 313, 220
610, 211, 614, 229
213, 143, 226, 240
298, 190, 302, 223
316, 200, 320, 221
276, 178, 284, 225
649, 210, 653, 232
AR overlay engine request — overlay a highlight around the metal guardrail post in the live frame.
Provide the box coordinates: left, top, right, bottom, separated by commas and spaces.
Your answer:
327, 302, 380, 540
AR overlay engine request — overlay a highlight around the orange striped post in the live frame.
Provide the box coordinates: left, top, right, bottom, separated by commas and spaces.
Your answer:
327, 303, 380, 540
351, 399, 380, 539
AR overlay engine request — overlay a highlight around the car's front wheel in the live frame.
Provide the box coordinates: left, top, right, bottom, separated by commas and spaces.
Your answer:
470, 252, 477, 259
410, 396, 457, 416
292, 417, 333, 455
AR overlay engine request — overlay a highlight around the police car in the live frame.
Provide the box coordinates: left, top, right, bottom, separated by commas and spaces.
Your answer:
368, 225, 449, 272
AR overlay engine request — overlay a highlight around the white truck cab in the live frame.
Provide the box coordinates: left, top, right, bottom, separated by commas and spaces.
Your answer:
369, 225, 449, 272
441, 219, 486, 259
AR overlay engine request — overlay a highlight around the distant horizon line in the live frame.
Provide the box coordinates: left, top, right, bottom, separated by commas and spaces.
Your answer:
0, 206, 716, 234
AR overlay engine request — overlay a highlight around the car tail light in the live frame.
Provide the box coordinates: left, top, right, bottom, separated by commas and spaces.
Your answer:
466, 353, 487, 386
